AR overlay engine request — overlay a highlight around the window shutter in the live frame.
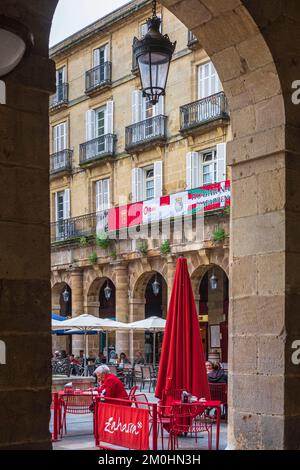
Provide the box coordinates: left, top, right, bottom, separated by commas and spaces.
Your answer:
95, 180, 101, 212
104, 44, 109, 62
104, 179, 110, 209
140, 22, 148, 37
55, 192, 58, 222
60, 122, 67, 150
132, 167, 143, 202
186, 152, 192, 190
64, 189, 70, 220
216, 143, 227, 182
85, 109, 95, 141
53, 126, 58, 153
154, 161, 163, 198
154, 95, 164, 116
93, 48, 100, 67
105, 100, 114, 134
186, 152, 200, 189
192, 152, 201, 189
132, 90, 142, 124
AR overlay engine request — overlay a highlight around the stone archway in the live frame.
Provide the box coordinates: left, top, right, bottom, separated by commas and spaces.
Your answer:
1, 0, 300, 451
51, 281, 72, 317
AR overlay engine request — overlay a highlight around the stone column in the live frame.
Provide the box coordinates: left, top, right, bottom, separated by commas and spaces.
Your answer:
166, 255, 177, 306
115, 264, 130, 356
129, 298, 146, 363
70, 269, 85, 356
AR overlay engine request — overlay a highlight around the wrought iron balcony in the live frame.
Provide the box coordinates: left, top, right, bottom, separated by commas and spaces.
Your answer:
79, 134, 116, 165
51, 211, 107, 244
50, 149, 73, 175
85, 62, 112, 94
187, 30, 199, 49
125, 115, 167, 152
180, 92, 229, 133
49, 83, 68, 111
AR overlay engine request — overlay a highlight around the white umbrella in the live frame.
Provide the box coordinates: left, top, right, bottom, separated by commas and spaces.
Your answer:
127, 316, 166, 366
59, 314, 115, 375
51, 319, 68, 330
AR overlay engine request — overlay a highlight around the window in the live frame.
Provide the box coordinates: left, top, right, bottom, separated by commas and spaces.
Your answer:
95, 106, 106, 152
95, 179, 110, 232
145, 166, 154, 200
55, 189, 70, 239
198, 61, 221, 100
202, 150, 217, 185
186, 144, 226, 190
95, 178, 110, 212
52, 122, 67, 153
132, 161, 163, 202
56, 67, 66, 101
84, 101, 114, 158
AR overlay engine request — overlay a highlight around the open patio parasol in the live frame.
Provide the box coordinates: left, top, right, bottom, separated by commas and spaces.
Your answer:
127, 316, 166, 366
155, 257, 210, 400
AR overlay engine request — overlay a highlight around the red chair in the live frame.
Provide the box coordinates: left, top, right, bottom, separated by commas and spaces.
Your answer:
60, 393, 96, 437
209, 383, 227, 419
169, 402, 213, 450
128, 385, 138, 401
133, 394, 173, 450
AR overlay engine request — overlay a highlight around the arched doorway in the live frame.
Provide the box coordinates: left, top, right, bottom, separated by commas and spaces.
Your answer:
132, 271, 167, 364
52, 282, 72, 317
86, 277, 116, 358
198, 266, 229, 363
51, 282, 72, 354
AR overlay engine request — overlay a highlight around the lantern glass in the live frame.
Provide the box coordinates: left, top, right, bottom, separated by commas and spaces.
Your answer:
138, 51, 170, 104
62, 288, 70, 303
152, 278, 160, 296
210, 274, 218, 290
104, 284, 112, 301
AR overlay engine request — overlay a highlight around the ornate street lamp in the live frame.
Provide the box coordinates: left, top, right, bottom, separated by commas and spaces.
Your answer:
104, 281, 112, 301
152, 275, 160, 296
0, 15, 34, 77
133, 0, 176, 105
62, 286, 70, 303
209, 271, 218, 290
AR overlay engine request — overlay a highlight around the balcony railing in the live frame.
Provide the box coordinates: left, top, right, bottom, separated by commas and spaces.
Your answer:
51, 211, 108, 243
180, 92, 229, 133
85, 62, 112, 94
79, 134, 116, 165
50, 149, 73, 175
125, 115, 167, 151
49, 83, 68, 110
187, 30, 199, 48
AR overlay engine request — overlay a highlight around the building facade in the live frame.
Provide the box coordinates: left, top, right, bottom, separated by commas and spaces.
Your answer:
50, 0, 231, 363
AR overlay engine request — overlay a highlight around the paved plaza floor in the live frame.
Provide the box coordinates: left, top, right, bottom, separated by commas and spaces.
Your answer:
52, 392, 228, 451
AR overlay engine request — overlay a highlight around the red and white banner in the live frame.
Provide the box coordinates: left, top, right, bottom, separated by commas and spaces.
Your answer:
97, 403, 149, 450
107, 181, 231, 232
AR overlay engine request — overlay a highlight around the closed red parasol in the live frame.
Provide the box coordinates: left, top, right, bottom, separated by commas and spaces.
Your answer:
155, 257, 210, 400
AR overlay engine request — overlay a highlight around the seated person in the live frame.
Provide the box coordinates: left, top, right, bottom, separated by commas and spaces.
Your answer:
133, 351, 145, 366
118, 352, 131, 367
95, 352, 107, 365
108, 351, 118, 364
94, 365, 129, 405
207, 362, 227, 384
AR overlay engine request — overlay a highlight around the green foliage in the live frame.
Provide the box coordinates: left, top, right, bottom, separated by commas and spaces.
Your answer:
109, 250, 117, 260
160, 240, 171, 255
88, 251, 98, 264
79, 236, 88, 247
136, 239, 148, 255
212, 227, 226, 242
96, 231, 110, 249
223, 206, 230, 216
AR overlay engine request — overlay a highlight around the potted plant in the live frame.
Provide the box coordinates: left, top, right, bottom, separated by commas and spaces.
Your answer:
109, 250, 117, 260
136, 239, 148, 256
79, 236, 88, 247
160, 240, 171, 255
88, 251, 98, 264
96, 231, 110, 249
212, 227, 226, 243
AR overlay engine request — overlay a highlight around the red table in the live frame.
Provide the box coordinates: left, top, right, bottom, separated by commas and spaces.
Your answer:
171, 400, 221, 450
